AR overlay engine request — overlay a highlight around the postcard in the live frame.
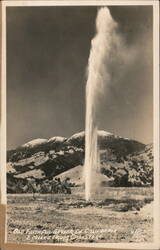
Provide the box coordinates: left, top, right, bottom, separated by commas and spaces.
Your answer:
0, 0, 159, 249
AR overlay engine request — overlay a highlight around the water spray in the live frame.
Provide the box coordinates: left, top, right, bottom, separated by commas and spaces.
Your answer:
84, 7, 118, 201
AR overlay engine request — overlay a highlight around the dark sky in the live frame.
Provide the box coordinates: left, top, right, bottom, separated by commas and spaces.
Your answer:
7, 6, 153, 149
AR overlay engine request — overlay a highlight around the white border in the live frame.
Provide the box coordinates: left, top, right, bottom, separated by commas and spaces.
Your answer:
0, 0, 158, 7
1, 0, 6, 205
1, 0, 159, 249
153, 1, 160, 248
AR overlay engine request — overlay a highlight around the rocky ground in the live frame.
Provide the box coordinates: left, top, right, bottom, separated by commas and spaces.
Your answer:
7, 186, 153, 244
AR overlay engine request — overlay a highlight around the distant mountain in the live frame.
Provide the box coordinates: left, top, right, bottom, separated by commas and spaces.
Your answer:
7, 131, 153, 193
21, 138, 48, 148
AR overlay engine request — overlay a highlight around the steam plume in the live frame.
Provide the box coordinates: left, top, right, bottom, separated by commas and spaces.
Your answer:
84, 7, 124, 201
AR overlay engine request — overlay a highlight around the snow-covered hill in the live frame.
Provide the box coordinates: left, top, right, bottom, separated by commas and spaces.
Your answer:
7, 130, 153, 193
21, 138, 48, 148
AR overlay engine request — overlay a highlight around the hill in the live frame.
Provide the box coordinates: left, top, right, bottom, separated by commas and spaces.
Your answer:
7, 131, 153, 193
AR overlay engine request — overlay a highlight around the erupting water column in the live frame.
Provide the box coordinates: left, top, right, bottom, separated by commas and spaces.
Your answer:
84, 7, 117, 201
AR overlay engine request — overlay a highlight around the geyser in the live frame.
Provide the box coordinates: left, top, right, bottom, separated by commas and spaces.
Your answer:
84, 7, 118, 201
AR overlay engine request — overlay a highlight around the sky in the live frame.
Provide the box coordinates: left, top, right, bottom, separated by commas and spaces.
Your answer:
7, 5, 153, 149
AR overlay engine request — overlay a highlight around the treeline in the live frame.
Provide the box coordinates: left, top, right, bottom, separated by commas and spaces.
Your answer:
7, 176, 75, 194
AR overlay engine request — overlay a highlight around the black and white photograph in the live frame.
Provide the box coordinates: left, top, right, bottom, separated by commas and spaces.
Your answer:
0, 0, 159, 248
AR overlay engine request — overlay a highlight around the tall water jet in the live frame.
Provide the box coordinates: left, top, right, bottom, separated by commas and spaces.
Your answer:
84, 7, 118, 201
